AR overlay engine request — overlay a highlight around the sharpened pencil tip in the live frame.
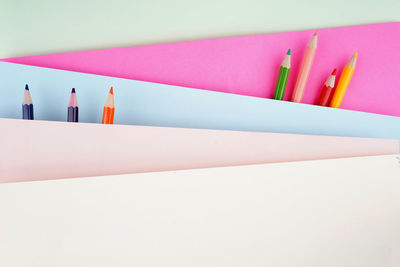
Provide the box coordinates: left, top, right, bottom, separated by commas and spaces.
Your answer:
110, 87, 113, 94
331, 69, 337, 75
25, 84, 29, 90
354, 51, 358, 57
71, 88, 76, 93
313, 32, 318, 36
287, 49, 291, 55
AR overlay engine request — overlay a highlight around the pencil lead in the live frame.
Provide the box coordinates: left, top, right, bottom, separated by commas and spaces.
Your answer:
25, 84, 29, 90
354, 51, 358, 57
110, 87, 113, 95
331, 69, 337, 75
71, 88, 76, 93
287, 49, 291, 55
313, 32, 318, 36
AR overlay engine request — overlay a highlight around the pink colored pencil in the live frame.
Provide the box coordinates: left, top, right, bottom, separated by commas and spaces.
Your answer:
291, 32, 318, 103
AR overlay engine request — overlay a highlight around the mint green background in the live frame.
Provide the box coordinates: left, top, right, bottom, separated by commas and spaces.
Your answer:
0, 0, 399, 58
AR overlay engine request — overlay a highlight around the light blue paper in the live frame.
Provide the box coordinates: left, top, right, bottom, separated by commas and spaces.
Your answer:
1, 62, 399, 141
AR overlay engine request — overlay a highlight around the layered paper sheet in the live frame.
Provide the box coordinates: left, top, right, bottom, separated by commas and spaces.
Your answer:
0, 62, 400, 141
3, 23, 399, 116
1, 119, 397, 182
1, 155, 400, 266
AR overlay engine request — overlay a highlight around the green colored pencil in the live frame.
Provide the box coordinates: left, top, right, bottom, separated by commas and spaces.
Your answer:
273, 49, 291, 100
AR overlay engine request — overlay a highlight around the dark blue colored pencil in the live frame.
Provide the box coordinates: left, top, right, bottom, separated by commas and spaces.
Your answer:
22, 84, 34, 120
67, 88, 78, 122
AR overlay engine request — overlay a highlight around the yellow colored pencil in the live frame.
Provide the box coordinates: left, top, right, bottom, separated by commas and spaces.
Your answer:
330, 52, 358, 108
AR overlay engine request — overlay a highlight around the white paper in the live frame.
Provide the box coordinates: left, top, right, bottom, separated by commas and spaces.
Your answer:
1, 155, 400, 267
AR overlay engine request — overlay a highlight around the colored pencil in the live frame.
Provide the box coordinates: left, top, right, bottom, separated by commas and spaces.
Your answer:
22, 84, 34, 120
273, 49, 291, 100
67, 88, 78, 122
330, 52, 358, 108
102, 87, 115, 124
291, 32, 318, 103
317, 69, 337, 106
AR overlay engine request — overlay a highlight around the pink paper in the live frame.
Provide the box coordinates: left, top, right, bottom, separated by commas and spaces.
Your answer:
0, 119, 397, 183
2, 23, 399, 116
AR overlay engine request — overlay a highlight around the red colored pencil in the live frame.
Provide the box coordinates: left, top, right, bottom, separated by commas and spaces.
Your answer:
317, 69, 337, 106
102, 87, 115, 124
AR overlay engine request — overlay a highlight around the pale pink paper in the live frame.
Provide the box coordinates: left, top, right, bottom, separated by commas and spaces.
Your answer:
2, 23, 399, 116
0, 119, 397, 183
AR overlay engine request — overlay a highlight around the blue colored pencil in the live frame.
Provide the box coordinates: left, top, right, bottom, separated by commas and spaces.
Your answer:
67, 88, 78, 122
22, 84, 34, 120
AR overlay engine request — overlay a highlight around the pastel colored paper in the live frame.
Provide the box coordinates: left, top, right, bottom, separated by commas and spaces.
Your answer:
1, 62, 400, 141
2, 23, 399, 116
1, 155, 400, 267
1, 119, 397, 183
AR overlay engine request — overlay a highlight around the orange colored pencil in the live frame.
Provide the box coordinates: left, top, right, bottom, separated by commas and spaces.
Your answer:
102, 87, 115, 124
